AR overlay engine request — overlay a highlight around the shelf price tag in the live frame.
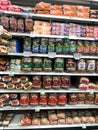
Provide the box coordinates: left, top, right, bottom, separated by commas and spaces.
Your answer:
82, 124, 86, 129
30, 31, 36, 38
73, 53, 82, 60
35, 108, 40, 112
40, 91, 45, 95
23, 52, 32, 57
48, 52, 56, 58
9, 71, 14, 77
89, 91, 94, 95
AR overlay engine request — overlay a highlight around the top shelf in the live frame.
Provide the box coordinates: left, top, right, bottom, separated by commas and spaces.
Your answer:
1, 10, 98, 23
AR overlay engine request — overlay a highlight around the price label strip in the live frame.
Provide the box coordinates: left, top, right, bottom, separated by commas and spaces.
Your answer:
73, 53, 82, 60
48, 52, 56, 58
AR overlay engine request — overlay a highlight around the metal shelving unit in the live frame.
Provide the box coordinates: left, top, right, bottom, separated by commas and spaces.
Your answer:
0, 0, 98, 129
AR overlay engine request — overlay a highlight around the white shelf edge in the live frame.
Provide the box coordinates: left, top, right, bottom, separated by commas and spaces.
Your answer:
2, 105, 98, 111
4, 123, 98, 130
7, 53, 98, 59
10, 32, 95, 40
1, 10, 98, 23
1, 71, 98, 76
0, 89, 98, 93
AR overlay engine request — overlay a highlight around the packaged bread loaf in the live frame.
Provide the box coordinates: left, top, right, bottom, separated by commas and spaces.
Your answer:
85, 93, 94, 104
58, 93, 67, 105
43, 58, 52, 72
32, 112, 40, 125
22, 57, 32, 71
32, 76, 41, 89
33, 58, 42, 72
69, 93, 78, 105
54, 58, 64, 72
48, 94, 57, 106
20, 94, 29, 107
39, 94, 48, 106
61, 76, 70, 89
10, 17, 17, 32
77, 59, 86, 73
95, 94, 98, 105
66, 59, 76, 72
77, 93, 85, 104
30, 93, 39, 106
79, 84, 88, 90
52, 76, 61, 89
40, 111, 49, 125
43, 76, 52, 89
87, 60, 95, 73
80, 77, 89, 84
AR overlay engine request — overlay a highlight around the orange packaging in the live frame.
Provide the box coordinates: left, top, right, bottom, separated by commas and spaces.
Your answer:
63, 5, 77, 11
50, 10, 63, 16
77, 6, 90, 12
35, 2, 50, 10
36, 10, 50, 14
63, 11, 77, 17
76, 12, 89, 18
50, 5, 62, 10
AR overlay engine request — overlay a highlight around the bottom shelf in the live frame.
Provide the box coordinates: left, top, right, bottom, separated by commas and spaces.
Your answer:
3, 114, 98, 130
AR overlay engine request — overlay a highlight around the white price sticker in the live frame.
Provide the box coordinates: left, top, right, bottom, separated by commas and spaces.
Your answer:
89, 91, 94, 95
9, 71, 15, 77
73, 53, 82, 60
35, 108, 40, 112
48, 52, 56, 58
30, 31, 36, 38
23, 52, 32, 57
40, 91, 45, 95
82, 124, 86, 129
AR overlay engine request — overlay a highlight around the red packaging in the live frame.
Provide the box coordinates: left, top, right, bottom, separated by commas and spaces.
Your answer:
39, 94, 47, 105
14, 7, 23, 12
32, 76, 41, 89
20, 94, 29, 106
52, 76, 61, 89
43, 76, 52, 89
48, 94, 57, 106
1, 1, 11, 5
0, 6, 8, 10
58, 94, 67, 105
20, 114, 32, 126
61, 76, 70, 89
30, 94, 39, 106
8, 6, 14, 11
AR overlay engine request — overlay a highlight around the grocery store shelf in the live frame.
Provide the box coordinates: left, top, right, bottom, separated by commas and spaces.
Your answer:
2, 104, 98, 111
0, 88, 97, 93
3, 114, 98, 129
1, 71, 98, 76
1, 10, 98, 23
